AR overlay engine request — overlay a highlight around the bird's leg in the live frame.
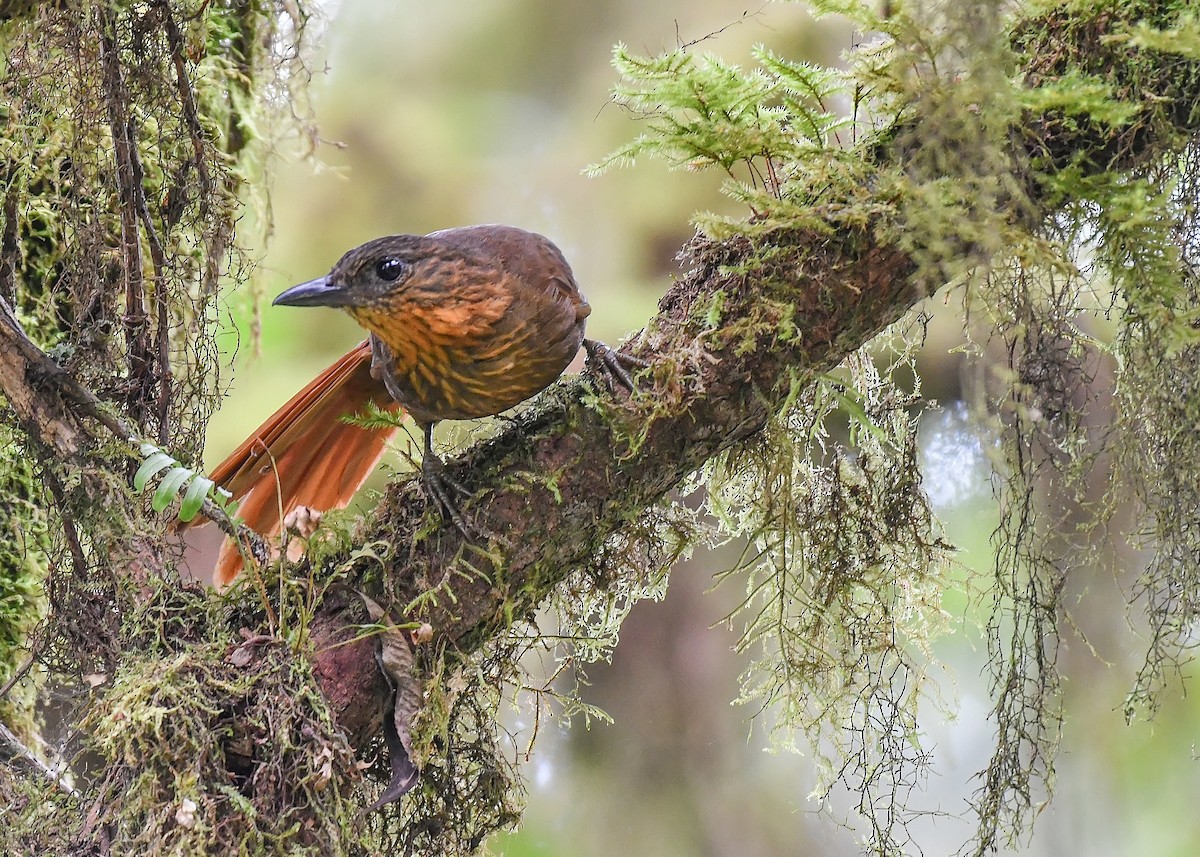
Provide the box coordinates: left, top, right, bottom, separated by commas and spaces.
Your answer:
419, 423, 473, 536
583, 338, 648, 392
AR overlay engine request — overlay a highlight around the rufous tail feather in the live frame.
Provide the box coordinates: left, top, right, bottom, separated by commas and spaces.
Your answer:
183, 340, 402, 587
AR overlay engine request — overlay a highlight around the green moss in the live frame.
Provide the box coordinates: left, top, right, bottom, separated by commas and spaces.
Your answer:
77, 638, 365, 855
5, 1, 1200, 855
1118, 10, 1200, 60
0, 430, 48, 739
587, 0, 1200, 853
588, 42, 858, 237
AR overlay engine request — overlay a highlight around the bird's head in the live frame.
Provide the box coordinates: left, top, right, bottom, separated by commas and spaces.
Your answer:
272, 228, 527, 351
272, 234, 435, 311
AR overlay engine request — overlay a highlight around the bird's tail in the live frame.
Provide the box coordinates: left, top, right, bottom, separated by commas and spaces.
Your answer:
183, 340, 403, 587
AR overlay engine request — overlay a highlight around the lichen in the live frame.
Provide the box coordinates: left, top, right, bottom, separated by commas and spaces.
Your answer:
5, 1, 1200, 855
0, 427, 48, 739
587, 1, 1200, 854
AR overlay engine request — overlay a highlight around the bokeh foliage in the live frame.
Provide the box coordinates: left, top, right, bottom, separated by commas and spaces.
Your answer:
591, 0, 1200, 853
2, 1, 1200, 856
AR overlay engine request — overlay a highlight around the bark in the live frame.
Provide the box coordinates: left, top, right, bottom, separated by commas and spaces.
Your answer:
313, 8, 1200, 746
3, 0, 1200, 850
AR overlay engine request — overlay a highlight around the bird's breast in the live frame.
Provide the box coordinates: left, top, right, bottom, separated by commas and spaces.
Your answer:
349, 294, 584, 423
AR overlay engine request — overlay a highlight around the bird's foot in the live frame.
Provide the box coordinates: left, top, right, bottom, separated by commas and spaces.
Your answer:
421, 453, 473, 537
583, 338, 648, 392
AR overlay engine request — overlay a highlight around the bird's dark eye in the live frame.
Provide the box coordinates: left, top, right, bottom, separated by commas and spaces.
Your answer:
375, 257, 406, 282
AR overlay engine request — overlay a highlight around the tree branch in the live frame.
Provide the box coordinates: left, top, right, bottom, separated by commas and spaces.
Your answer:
365, 232, 914, 643
6, 3, 1200, 851
310, 4, 1200, 745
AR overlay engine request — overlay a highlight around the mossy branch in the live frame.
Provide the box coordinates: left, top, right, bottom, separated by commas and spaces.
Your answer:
342, 0, 1198, 680
303, 2, 1200, 852
5, 1, 1200, 855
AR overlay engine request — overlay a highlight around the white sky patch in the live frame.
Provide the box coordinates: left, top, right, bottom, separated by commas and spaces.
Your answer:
918, 401, 992, 509
534, 757, 555, 789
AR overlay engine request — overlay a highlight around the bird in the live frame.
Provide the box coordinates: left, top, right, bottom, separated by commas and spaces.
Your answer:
190, 224, 641, 586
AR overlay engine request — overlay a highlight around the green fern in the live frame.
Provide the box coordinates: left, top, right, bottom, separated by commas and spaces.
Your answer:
133, 442, 238, 522
588, 43, 855, 234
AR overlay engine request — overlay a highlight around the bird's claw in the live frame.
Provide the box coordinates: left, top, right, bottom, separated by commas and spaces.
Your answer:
421, 454, 474, 537
584, 338, 647, 392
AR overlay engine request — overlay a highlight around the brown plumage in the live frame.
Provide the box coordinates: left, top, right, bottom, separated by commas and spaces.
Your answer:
293, 224, 593, 425
193, 224, 638, 586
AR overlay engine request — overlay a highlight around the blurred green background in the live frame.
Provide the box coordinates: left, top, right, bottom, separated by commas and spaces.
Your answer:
208, 2, 1200, 854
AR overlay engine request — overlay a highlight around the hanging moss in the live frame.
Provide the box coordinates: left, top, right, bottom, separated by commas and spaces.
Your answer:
588, 1, 1200, 853
4, 1, 1200, 855
0, 428, 48, 739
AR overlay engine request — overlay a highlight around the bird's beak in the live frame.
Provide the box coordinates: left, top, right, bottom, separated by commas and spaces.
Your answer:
272, 276, 357, 308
